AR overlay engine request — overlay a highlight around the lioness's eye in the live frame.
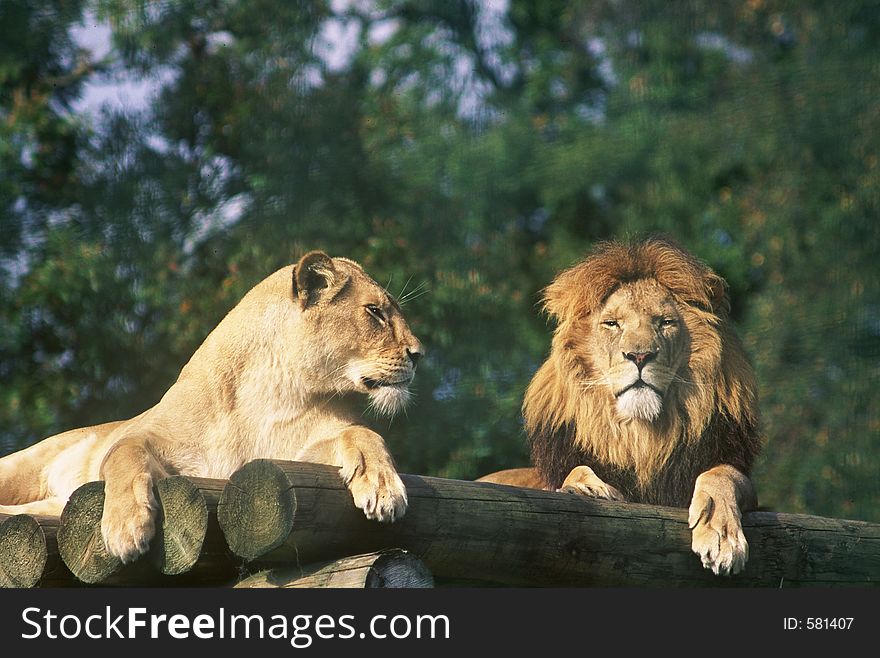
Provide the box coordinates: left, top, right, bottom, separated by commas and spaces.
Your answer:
601, 320, 619, 328
366, 304, 387, 325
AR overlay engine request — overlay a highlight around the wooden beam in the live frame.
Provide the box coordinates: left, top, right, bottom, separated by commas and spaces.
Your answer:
7, 460, 879, 587
234, 549, 433, 588
218, 460, 880, 587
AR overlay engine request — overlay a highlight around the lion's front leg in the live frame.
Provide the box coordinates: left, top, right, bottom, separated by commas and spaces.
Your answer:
560, 465, 625, 501
688, 464, 756, 576
336, 426, 407, 523
99, 438, 169, 563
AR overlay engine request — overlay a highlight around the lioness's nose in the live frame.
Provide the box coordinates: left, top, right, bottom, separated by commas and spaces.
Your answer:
407, 343, 424, 366
624, 351, 656, 369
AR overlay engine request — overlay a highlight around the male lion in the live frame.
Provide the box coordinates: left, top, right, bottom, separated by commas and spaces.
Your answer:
480, 238, 761, 576
0, 251, 423, 563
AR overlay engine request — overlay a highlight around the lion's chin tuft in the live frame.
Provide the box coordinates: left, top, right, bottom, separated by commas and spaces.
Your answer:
616, 386, 663, 422
367, 384, 411, 417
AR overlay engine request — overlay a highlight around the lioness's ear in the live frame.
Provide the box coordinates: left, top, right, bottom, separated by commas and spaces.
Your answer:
293, 251, 342, 309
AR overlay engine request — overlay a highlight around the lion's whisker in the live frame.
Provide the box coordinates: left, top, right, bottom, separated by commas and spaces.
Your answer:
670, 375, 709, 389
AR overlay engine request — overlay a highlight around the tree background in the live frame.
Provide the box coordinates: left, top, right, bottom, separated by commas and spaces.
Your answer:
1, 0, 878, 522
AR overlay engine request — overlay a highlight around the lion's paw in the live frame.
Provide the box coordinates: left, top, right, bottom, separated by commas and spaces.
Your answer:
688, 490, 748, 576
100, 473, 158, 563
559, 465, 625, 501
343, 463, 407, 523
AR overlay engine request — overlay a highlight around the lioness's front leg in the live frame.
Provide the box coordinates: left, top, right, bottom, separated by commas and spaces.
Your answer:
337, 426, 407, 523
560, 465, 625, 501
99, 437, 169, 563
688, 464, 756, 576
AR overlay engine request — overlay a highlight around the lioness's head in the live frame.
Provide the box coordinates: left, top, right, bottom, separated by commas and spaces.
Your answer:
292, 251, 423, 415
542, 238, 729, 424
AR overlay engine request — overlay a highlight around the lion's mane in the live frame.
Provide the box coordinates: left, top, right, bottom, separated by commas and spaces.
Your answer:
525, 238, 761, 506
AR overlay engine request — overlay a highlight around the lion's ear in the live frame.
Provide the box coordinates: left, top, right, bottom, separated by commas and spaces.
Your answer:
544, 259, 618, 322
293, 251, 346, 309
704, 271, 731, 317
542, 265, 605, 323
542, 274, 574, 322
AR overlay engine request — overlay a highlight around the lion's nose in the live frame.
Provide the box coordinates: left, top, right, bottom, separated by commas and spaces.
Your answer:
624, 351, 656, 369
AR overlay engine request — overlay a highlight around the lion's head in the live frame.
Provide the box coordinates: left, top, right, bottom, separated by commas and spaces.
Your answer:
525, 238, 760, 505
580, 278, 689, 423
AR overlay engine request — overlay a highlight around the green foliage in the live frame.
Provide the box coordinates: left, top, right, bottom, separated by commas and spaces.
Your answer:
1, 0, 877, 521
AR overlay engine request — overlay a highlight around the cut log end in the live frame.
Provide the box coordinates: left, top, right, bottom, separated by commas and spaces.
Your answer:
0, 514, 48, 588
218, 459, 296, 561
152, 476, 209, 575
57, 481, 121, 584
366, 550, 434, 588
234, 549, 434, 588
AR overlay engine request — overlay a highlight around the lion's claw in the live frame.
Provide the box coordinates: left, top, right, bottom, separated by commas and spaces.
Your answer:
560, 465, 625, 501
688, 491, 748, 576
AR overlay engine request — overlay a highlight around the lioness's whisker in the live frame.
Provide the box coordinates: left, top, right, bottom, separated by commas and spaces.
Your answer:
399, 280, 428, 301
399, 285, 430, 305
397, 274, 415, 300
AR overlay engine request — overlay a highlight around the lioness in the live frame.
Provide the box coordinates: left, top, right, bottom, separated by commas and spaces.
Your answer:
480, 238, 761, 576
0, 252, 422, 563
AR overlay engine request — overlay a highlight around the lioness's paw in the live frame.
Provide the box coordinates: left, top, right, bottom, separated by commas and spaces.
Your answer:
343, 464, 408, 523
688, 490, 748, 576
100, 474, 158, 563
559, 465, 625, 501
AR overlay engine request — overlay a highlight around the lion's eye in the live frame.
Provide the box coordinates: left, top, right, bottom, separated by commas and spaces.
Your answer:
601, 320, 619, 328
366, 304, 387, 326
660, 318, 677, 327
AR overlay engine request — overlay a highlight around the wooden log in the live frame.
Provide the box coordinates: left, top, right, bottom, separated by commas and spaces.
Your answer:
57, 481, 120, 583
234, 549, 433, 588
0, 514, 47, 588
218, 459, 880, 587
0, 514, 75, 587
56, 476, 238, 585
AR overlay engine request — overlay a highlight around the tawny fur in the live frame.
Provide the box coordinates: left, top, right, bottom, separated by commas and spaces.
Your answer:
0, 252, 423, 563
